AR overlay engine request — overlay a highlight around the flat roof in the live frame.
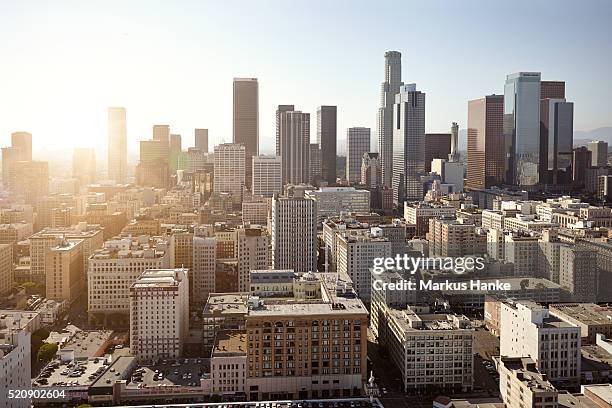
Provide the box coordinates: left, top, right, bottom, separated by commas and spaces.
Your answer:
61, 330, 113, 359
550, 303, 612, 326
34, 357, 110, 388
212, 330, 246, 356
91, 355, 136, 389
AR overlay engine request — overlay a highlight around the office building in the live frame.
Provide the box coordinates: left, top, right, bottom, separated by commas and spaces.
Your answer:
424, 133, 451, 172
572, 146, 592, 185
496, 357, 558, 408
213, 143, 246, 206
194, 128, 209, 152
361, 152, 381, 188
540, 81, 565, 99
192, 236, 217, 309
504, 72, 541, 187
559, 244, 597, 302
242, 199, 268, 226
129, 269, 189, 360
233, 78, 259, 188
136, 139, 169, 188
252, 155, 282, 198
392, 84, 425, 204
540, 98, 574, 185
309, 143, 322, 185
107, 107, 127, 183
377, 51, 403, 187
72, 147, 96, 186
449, 122, 460, 162
6, 161, 49, 205
2, 147, 20, 189
305, 187, 370, 224
346, 127, 370, 183
10, 131, 32, 161
271, 195, 317, 272
549, 303, 612, 344
404, 202, 456, 237
0, 244, 13, 296
588, 140, 608, 167
277, 108, 310, 185
428, 218, 485, 257
466, 95, 505, 189
317, 105, 337, 184
45, 238, 84, 304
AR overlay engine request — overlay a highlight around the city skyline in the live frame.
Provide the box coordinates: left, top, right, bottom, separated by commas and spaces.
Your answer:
1, 1, 611, 156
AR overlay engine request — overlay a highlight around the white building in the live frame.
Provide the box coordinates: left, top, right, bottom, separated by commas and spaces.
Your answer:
129, 269, 189, 360
588, 140, 608, 167
559, 244, 597, 302
499, 300, 581, 386
252, 155, 282, 198
346, 127, 370, 183
305, 187, 370, 224
214, 143, 246, 206
242, 199, 268, 226
271, 195, 317, 272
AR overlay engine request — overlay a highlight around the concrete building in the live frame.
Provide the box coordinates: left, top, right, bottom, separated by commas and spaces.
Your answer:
504, 232, 540, 276
72, 148, 96, 186
496, 356, 558, 408
277, 108, 310, 185
428, 218, 485, 257
211, 330, 247, 396
10, 131, 32, 161
539, 98, 573, 185
233, 78, 259, 189
7, 160, 49, 205
252, 155, 282, 198
559, 245, 597, 303
136, 139, 169, 188
305, 187, 370, 224
194, 128, 209, 152
45, 238, 84, 304
271, 195, 317, 273
403, 202, 456, 237
242, 199, 268, 226
129, 269, 189, 360
377, 51, 403, 188
192, 236, 217, 309
588, 140, 608, 167
346, 127, 370, 184
214, 143, 246, 206
499, 300, 581, 386
392, 84, 425, 203
107, 107, 128, 183
317, 105, 337, 184
309, 143, 322, 185
0, 244, 12, 296
361, 152, 381, 189
549, 303, 612, 344
424, 133, 451, 173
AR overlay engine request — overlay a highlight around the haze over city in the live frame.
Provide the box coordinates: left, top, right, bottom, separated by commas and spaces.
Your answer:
1, 0, 611, 158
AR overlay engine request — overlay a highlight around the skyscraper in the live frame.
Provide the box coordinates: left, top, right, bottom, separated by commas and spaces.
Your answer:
2, 147, 20, 189
449, 122, 459, 162
309, 143, 322, 185
504, 72, 541, 187
152, 124, 170, 145
252, 155, 282, 198
317, 105, 337, 184
346, 127, 371, 183
194, 128, 208, 152
424, 133, 451, 172
392, 84, 425, 204
275, 105, 294, 156
213, 143, 246, 206
169, 133, 182, 172
136, 140, 169, 188
233, 78, 259, 189
107, 107, 127, 183
276, 108, 310, 185
72, 147, 96, 185
572, 146, 591, 185
588, 140, 608, 167
540, 81, 565, 99
11, 131, 32, 161
377, 51, 403, 187
540, 98, 573, 185
466, 95, 505, 189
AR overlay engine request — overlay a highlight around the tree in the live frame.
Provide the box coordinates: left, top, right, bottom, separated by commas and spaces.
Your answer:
75, 405, 92, 408
37, 343, 58, 363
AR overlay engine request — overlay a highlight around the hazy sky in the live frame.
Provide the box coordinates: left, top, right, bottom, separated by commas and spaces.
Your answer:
1, 0, 611, 157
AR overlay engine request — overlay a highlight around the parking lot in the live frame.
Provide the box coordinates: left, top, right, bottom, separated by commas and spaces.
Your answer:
128, 358, 209, 387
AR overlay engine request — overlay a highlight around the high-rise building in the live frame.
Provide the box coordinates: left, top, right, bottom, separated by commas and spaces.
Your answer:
0, 244, 13, 296
449, 122, 459, 162
271, 195, 317, 272
129, 268, 189, 360
277, 109, 310, 185
7, 161, 49, 205
309, 143, 322, 185
194, 128, 208, 152
213, 143, 245, 206
466, 95, 505, 189
107, 107, 127, 183
346, 127, 370, 183
497, 357, 558, 408
504, 72, 542, 187
424, 133, 451, 172
317, 105, 337, 184
252, 155, 282, 198
559, 244, 597, 302
305, 187, 371, 224
540, 98, 574, 185
192, 236, 216, 309
233, 78, 259, 189
428, 218, 485, 257
10, 131, 32, 161
572, 146, 592, 185
275, 104, 294, 156
136, 140, 169, 188
361, 152, 381, 188
152, 124, 170, 145
45, 238, 84, 303
588, 140, 608, 167
72, 148, 96, 186
377, 51, 403, 188
2, 147, 20, 189
392, 84, 425, 204
540, 80, 565, 99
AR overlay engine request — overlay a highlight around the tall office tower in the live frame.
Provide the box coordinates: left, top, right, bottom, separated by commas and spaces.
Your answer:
466, 95, 505, 189
449, 122, 459, 162
377, 51, 403, 187
72, 148, 96, 186
346, 127, 371, 183
309, 143, 322, 185
169, 133, 182, 172
317, 105, 337, 184
361, 152, 381, 188
275, 104, 294, 155
539, 98, 574, 185
129, 269, 189, 360
214, 143, 245, 206
424, 133, 451, 172
192, 236, 216, 309
2, 147, 20, 189
136, 140, 169, 188
7, 161, 49, 205
252, 155, 282, 198
11, 131, 32, 161
170, 134, 181, 153
0, 244, 13, 296
45, 238, 84, 303
107, 107, 127, 183
572, 146, 592, 184
152, 124, 170, 145
559, 244, 597, 302
277, 109, 310, 185
540, 81, 565, 99
233, 78, 259, 189
392, 84, 425, 204
194, 128, 209, 152
271, 195, 317, 272
588, 140, 608, 167
504, 72, 542, 187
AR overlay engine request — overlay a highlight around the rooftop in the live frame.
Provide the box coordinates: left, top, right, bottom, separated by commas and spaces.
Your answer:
212, 330, 246, 356
550, 303, 612, 326
132, 269, 187, 289
61, 330, 113, 359
0, 310, 39, 335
